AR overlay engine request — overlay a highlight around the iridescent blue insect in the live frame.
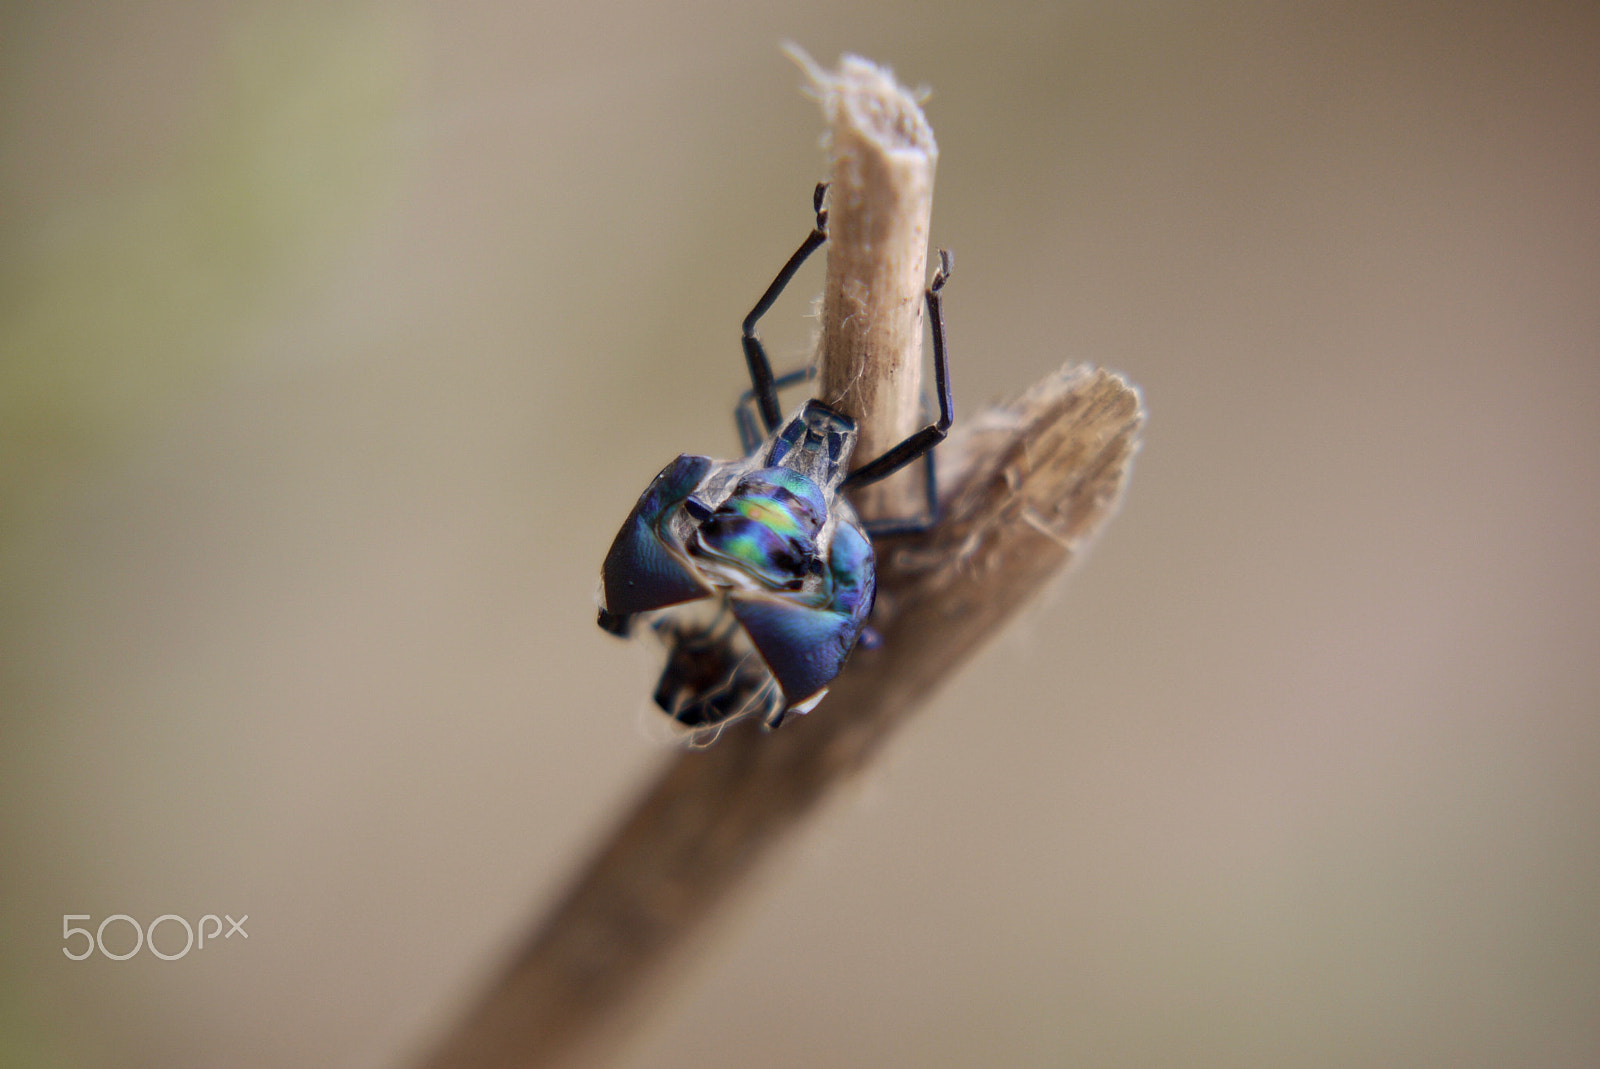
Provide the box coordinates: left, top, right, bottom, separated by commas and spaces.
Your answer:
598, 184, 953, 739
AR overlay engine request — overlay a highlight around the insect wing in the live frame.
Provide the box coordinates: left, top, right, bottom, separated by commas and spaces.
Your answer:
728, 517, 875, 709
599, 454, 718, 626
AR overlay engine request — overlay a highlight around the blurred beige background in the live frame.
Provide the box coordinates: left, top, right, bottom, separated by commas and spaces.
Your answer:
3, 2, 1598, 1067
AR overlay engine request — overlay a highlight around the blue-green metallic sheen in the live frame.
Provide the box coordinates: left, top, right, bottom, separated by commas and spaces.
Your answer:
597, 401, 877, 731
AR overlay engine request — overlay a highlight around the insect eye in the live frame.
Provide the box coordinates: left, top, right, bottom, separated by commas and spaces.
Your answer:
684, 496, 713, 521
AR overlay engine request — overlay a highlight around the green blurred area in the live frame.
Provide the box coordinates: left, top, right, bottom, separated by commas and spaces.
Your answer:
0, 7, 411, 535
2, 8, 415, 1065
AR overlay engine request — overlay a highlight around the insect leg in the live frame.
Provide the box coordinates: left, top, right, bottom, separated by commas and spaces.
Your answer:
841, 249, 955, 494
742, 182, 828, 436
734, 365, 818, 455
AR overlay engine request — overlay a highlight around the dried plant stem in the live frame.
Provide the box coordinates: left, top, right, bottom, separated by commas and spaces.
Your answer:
804, 52, 939, 523
415, 56, 1144, 1069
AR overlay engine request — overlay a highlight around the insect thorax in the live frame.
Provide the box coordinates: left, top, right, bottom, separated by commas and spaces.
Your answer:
678, 400, 862, 598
